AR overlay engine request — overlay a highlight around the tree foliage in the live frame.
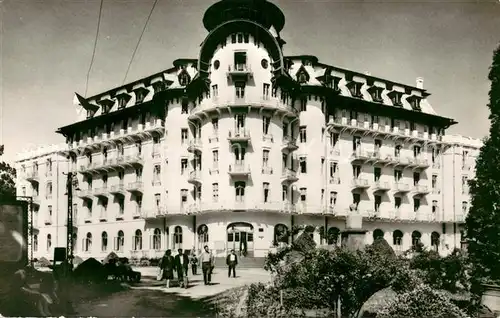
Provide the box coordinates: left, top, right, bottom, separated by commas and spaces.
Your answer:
0, 160, 16, 199
466, 44, 500, 287
376, 284, 468, 318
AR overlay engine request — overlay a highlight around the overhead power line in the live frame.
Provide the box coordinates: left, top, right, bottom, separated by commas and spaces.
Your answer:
122, 0, 159, 85
85, 0, 104, 97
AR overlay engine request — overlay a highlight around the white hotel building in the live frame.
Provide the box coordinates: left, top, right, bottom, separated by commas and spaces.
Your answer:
15, 0, 482, 261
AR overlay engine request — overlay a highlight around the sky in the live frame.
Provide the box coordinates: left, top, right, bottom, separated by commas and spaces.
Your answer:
1, 0, 500, 164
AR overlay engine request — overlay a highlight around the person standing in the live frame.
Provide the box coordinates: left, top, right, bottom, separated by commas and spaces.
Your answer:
190, 251, 198, 275
160, 250, 174, 288
174, 249, 189, 288
199, 245, 213, 285
226, 249, 238, 278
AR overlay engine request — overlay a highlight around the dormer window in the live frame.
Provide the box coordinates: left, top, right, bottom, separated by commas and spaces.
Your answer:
407, 95, 422, 111
387, 91, 403, 107
86, 109, 96, 119
152, 81, 165, 94
346, 81, 363, 98
134, 87, 149, 105
178, 68, 191, 86
116, 93, 131, 109
97, 97, 114, 115
296, 65, 310, 84
367, 86, 384, 103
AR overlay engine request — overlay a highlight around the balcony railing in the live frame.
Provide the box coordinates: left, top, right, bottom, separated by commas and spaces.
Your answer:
351, 178, 369, 188
373, 180, 391, 191
110, 183, 125, 195
281, 169, 298, 183
127, 181, 144, 193
228, 128, 250, 142
413, 184, 429, 195
44, 216, 52, 225
228, 163, 251, 176
187, 138, 202, 153
188, 170, 202, 185
393, 182, 410, 193
281, 136, 298, 152
26, 171, 39, 183
226, 64, 253, 79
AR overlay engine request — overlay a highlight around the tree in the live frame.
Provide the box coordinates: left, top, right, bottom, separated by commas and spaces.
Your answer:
466, 44, 500, 287
0, 148, 16, 199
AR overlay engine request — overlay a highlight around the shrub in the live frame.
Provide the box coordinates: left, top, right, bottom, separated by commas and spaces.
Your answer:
376, 284, 468, 318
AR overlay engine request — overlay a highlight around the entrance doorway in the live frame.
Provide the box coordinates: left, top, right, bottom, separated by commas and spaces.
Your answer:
227, 222, 254, 257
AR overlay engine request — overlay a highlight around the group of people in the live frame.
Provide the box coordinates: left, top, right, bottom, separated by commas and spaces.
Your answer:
158, 245, 239, 288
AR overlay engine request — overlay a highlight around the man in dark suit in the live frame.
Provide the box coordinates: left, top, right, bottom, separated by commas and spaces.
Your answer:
174, 249, 189, 287
226, 249, 238, 278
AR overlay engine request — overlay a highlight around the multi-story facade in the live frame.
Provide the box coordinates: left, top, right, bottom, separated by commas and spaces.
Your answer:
15, 0, 483, 260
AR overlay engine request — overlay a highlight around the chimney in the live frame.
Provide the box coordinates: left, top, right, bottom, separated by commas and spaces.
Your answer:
416, 77, 424, 89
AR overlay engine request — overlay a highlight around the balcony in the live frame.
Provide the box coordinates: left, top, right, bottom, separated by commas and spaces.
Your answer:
385, 155, 411, 168
281, 169, 298, 184
351, 178, 369, 190
110, 183, 126, 196
351, 149, 370, 164
295, 203, 330, 215
412, 184, 429, 196
226, 64, 253, 80
123, 154, 144, 168
228, 128, 250, 143
393, 182, 410, 194
93, 186, 109, 198
228, 163, 251, 177
372, 180, 391, 192
188, 170, 202, 185
366, 151, 391, 165
281, 136, 298, 152
132, 206, 142, 218
43, 215, 52, 225
126, 181, 144, 193
187, 138, 202, 153
412, 211, 433, 223
329, 176, 341, 185
26, 171, 39, 183
78, 188, 94, 199
141, 207, 167, 219
99, 210, 108, 221
408, 157, 430, 170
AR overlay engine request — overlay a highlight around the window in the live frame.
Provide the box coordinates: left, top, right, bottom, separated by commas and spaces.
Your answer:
235, 82, 245, 99
22, 186, 26, 196
413, 145, 421, 158
413, 172, 420, 185
197, 225, 209, 245
181, 128, 188, 144
299, 157, 307, 173
300, 188, 307, 202
299, 126, 307, 142
85, 232, 92, 252
212, 150, 219, 168
153, 228, 161, 250
181, 189, 188, 205
116, 231, 124, 252
47, 234, 52, 251
134, 230, 143, 250
212, 118, 219, 133
374, 195, 381, 212
462, 201, 468, 213
33, 235, 38, 252
179, 71, 190, 86
353, 193, 361, 207
395, 196, 402, 209
431, 232, 440, 251
432, 200, 438, 213
46, 182, 52, 198
263, 83, 270, 98
155, 193, 161, 208
195, 186, 202, 200
348, 82, 363, 97
212, 84, 218, 97
263, 183, 270, 202
432, 175, 438, 190
153, 165, 161, 184
352, 165, 361, 178
263, 116, 271, 134
462, 176, 468, 193
282, 185, 288, 201
374, 167, 381, 181
174, 226, 183, 247
212, 183, 219, 202
370, 87, 383, 102
412, 231, 422, 247
282, 122, 288, 137
330, 132, 339, 147
389, 91, 403, 106
329, 162, 338, 177
118, 171, 124, 183
373, 229, 384, 240
235, 182, 245, 201
231, 34, 236, 43
136, 167, 143, 181
46, 159, 52, 174
48, 205, 53, 217
118, 197, 124, 215
300, 98, 307, 111
263, 150, 270, 167
395, 145, 402, 157
330, 191, 337, 205
236, 114, 245, 128
353, 136, 361, 151
393, 230, 403, 246
181, 159, 188, 174
414, 198, 420, 212
394, 170, 402, 181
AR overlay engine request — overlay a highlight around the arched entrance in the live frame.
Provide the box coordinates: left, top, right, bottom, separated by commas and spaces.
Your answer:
273, 224, 289, 246
227, 222, 254, 257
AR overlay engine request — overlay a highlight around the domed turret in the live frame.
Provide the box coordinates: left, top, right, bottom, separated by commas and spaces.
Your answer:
202, 0, 285, 33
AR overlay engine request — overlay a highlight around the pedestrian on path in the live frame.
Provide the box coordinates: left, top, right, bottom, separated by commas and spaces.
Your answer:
199, 245, 214, 285
174, 249, 189, 288
190, 251, 198, 275
160, 249, 175, 288
226, 249, 238, 278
